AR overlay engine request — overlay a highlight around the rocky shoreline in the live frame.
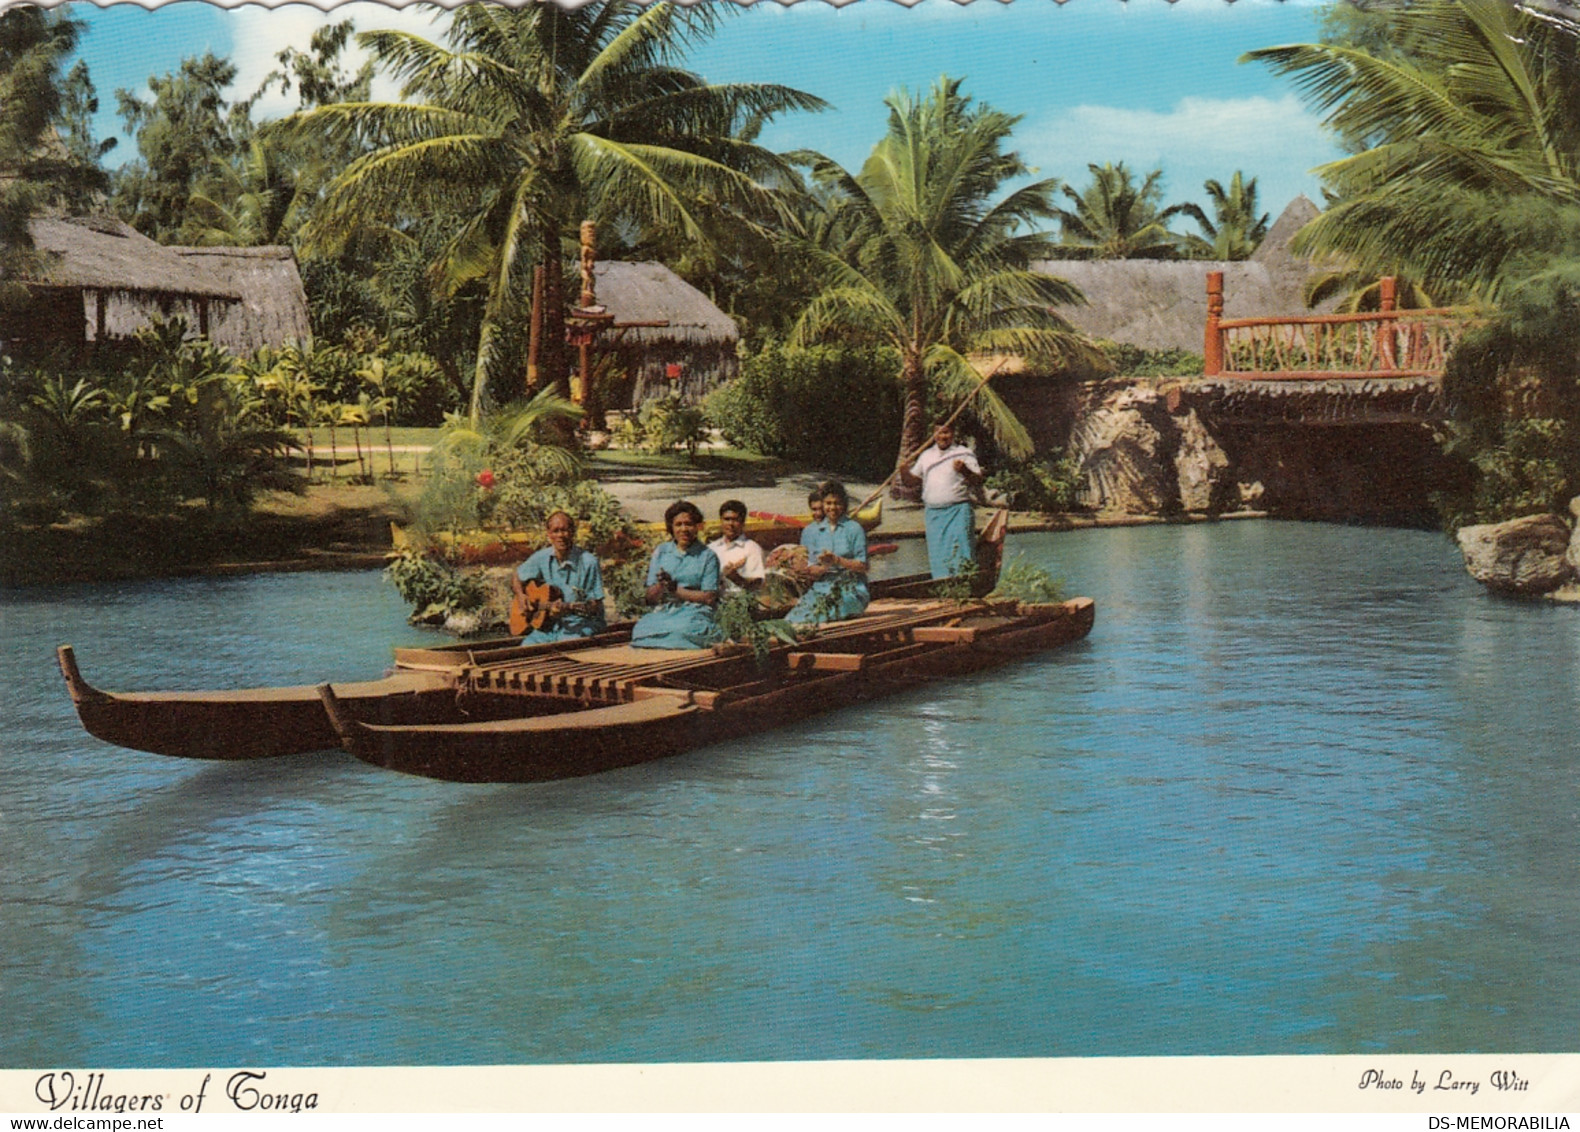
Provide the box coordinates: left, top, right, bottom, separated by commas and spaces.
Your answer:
1455, 503, 1580, 603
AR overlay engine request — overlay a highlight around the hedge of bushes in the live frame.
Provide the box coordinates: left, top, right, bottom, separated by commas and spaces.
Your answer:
704, 343, 902, 481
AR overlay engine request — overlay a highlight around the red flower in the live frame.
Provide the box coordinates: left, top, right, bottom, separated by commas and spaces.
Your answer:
476, 469, 496, 489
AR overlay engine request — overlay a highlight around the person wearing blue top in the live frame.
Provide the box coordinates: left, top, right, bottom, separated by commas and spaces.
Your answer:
787, 481, 870, 625
513, 510, 607, 644
632, 500, 724, 649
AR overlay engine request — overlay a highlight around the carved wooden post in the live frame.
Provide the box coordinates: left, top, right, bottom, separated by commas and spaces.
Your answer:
526, 265, 544, 391
1378, 275, 1398, 371
1204, 271, 1224, 376
579, 220, 598, 308
577, 221, 598, 406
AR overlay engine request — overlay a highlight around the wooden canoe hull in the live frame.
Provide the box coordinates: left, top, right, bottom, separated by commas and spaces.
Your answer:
56, 645, 458, 760
322, 598, 1095, 784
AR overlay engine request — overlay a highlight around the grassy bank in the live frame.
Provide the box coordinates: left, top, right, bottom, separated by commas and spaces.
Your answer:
0, 482, 419, 586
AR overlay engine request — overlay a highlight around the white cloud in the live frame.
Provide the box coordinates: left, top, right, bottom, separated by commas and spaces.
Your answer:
227, 2, 452, 121
1023, 92, 1340, 212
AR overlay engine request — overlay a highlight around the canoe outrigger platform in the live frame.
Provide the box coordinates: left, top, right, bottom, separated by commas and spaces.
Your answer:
320, 596, 1094, 783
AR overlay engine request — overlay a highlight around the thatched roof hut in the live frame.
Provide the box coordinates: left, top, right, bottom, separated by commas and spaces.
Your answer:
1, 216, 309, 357
593, 261, 739, 408
173, 246, 311, 353
1035, 196, 1329, 355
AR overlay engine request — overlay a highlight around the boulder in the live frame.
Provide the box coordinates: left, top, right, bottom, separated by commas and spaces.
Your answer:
1568, 497, 1580, 575
1173, 408, 1230, 513
1069, 387, 1176, 514
1456, 514, 1575, 595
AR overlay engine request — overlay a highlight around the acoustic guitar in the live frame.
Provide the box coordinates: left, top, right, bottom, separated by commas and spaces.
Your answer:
509, 579, 564, 636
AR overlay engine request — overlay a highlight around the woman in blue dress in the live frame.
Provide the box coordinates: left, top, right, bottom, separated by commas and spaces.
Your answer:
632, 500, 724, 649
787, 481, 870, 625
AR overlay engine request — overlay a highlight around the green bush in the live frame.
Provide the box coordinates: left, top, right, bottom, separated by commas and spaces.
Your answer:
704, 343, 902, 480
1099, 340, 1205, 377
985, 454, 1084, 513
634, 394, 708, 457
384, 548, 488, 624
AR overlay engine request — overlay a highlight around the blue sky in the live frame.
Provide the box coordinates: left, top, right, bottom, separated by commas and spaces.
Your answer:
71, 0, 1341, 222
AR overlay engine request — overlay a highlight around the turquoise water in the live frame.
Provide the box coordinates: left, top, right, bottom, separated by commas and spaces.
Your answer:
2, 523, 1576, 1066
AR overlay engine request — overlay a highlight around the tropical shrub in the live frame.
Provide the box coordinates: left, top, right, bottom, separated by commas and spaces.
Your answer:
1099, 341, 1205, 377
984, 455, 1084, 514
705, 342, 902, 480
384, 547, 489, 624
632, 395, 709, 458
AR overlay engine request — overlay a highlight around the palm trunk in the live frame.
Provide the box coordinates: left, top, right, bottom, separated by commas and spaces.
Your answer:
385, 417, 396, 478
328, 421, 339, 479
893, 352, 927, 501
539, 247, 576, 447
354, 424, 368, 480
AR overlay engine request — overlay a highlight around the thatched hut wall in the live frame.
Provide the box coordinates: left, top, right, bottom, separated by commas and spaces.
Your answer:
3, 218, 309, 357
1033, 196, 1331, 356
173, 247, 311, 354
591, 261, 739, 409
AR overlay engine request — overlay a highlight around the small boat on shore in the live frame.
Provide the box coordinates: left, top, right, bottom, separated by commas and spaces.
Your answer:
321, 595, 1094, 783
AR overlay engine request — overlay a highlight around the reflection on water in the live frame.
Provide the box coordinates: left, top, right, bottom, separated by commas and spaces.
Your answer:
2, 523, 1577, 1065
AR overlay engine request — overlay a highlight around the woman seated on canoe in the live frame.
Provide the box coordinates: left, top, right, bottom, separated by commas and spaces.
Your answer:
787, 481, 870, 625
513, 510, 607, 644
632, 500, 724, 650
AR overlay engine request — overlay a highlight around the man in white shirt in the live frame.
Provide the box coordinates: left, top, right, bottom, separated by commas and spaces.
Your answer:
898, 421, 983, 579
707, 499, 766, 595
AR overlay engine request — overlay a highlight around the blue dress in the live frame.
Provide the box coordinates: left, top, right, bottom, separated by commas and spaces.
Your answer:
632, 540, 723, 649
516, 545, 606, 644
787, 517, 870, 624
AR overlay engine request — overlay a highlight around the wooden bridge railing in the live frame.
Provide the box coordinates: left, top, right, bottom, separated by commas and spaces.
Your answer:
1203, 272, 1476, 380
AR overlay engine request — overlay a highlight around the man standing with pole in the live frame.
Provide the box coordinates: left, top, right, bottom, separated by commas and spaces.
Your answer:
899, 420, 984, 580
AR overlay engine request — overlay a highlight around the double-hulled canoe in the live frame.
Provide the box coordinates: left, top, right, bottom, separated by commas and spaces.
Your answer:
56, 510, 1025, 770
55, 569, 972, 763
320, 596, 1095, 783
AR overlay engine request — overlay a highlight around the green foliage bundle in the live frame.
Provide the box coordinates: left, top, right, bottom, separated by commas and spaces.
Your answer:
715, 590, 799, 667
629, 395, 709, 458
989, 554, 1067, 605
1098, 341, 1205, 378
0, 318, 300, 522
1434, 280, 1580, 528
984, 455, 1084, 514
705, 343, 902, 480
383, 547, 488, 625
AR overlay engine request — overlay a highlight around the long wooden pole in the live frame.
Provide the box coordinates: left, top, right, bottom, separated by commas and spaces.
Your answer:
854, 359, 1008, 515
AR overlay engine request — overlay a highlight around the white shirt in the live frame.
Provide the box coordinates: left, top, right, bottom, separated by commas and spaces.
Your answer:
910, 443, 981, 507
707, 534, 766, 593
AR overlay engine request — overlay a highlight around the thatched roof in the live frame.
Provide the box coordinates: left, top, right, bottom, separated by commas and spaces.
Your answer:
19, 216, 240, 299
594, 261, 738, 346
174, 246, 311, 352
1035, 197, 1332, 355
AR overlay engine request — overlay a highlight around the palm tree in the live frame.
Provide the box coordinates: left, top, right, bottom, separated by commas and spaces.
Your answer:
183, 137, 305, 247
317, 400, 343, 479
1179, 171, 1271, 261
359, 356, 399, 477
283, 2, 826, 422
1054, 162, 1189, 260
1244, 0, 1580, 296
433, 385, 586, 484
790, 77, 1101, 485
